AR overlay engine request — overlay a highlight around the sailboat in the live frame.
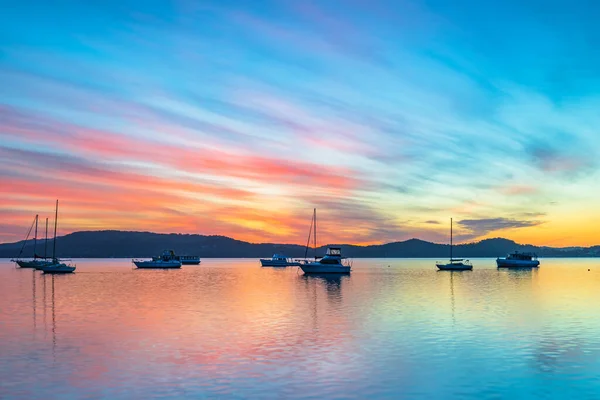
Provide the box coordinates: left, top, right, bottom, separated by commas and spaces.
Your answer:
12, 215, 52, 268
38, 200, 76, 274
299, 209, 351, 274
436, 218, 473, 271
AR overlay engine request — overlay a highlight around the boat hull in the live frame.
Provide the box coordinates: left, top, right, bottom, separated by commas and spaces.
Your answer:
300, 264, 351, 274
436, 263, 473, 271
260, 259, 301, 267
496, 259, 539, 268
16, 259, 51, 269
180, 260, 201, 265
134, 260, 182, 269
39, 263, 76, 273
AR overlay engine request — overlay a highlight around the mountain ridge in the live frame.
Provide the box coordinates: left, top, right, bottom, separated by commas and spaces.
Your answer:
1, 230, 599, 258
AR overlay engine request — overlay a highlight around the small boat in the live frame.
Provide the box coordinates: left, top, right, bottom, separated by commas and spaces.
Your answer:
436, 258, 473, 271
300, 247, 351, 274
38, 258, 76, 274
12, 215, 52, 268
298, 209, 351, 274
177, 255, 201, 265
260, 254, 301, 267
436, 218, 473, 271
134, 250, 182, 269
496, 251, 540, 268
40, 200, 76, 274
151, 251, 200, 265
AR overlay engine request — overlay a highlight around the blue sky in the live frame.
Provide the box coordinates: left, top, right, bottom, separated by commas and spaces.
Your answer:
1, 0, 599, 245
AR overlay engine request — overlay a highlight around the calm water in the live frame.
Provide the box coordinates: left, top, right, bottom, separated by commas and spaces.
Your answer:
1, 258, 600, 399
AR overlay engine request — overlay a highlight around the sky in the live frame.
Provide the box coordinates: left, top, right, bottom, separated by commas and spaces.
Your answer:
1, 0, 600, 246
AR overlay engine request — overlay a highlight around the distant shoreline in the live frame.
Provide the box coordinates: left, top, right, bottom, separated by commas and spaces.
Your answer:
1, 230, 599, 259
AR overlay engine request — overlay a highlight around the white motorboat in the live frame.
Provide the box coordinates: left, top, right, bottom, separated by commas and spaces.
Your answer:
298, 209, 351, 275
436, 218, 473, 271
496, 251, 540, 268
151, 251, 200, 265
134, 250, 182, 269
300, 247, 351, 274
436, 258, 473, 271
260, 254, 301, 267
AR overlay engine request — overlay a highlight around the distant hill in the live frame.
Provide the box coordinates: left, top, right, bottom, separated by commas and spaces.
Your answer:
1, 230, 599, 258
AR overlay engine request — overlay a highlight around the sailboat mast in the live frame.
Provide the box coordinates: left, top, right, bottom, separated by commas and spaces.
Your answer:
313, 208, 317, 260
34, 215, 38, 259
450, 218, 453, 261
44, 218, 48, 259
52, 200, 58, 260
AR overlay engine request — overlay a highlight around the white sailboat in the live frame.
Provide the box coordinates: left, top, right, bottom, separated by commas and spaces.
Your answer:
436, 218, 473, 271
38, 200, 76, 274
299, 209, 351, 274
12, 215, 51, 268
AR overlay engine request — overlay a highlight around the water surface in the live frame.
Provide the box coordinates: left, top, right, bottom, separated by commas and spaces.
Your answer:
1, 258, 600, 399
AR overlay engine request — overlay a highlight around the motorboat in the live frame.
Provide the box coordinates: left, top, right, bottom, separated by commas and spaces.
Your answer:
436, 218, 473, 271
177, 255, 201, 265
260, 254, 301, 267
300, 247, 351, 274
496, 251, 540, 268
298, 209, 351, 274
134, 250, 182, 269
151, 251, 200, 265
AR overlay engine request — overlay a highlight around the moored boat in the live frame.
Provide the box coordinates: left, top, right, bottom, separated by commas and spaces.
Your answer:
260, 254, 301, 267
298, 209, 351, 275
40, 200, 76, 274
12, 214, 52, 268
151, 251, 200, 265
134, 250, 182, 269
300, 247, 351, 274
496, 251, 540, 268
436, 218, 473, 271
178, 255, 201, 265
38, 259, 76, 274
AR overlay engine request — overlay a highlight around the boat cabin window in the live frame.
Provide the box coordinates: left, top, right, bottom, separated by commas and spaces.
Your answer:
327, 248, 341, 256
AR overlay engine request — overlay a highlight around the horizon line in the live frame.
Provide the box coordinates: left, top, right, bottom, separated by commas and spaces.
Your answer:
0, 228, 593, 250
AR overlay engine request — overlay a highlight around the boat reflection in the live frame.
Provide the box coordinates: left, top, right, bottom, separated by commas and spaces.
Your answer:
41, 274, 57, 362
300, 273, 349, 305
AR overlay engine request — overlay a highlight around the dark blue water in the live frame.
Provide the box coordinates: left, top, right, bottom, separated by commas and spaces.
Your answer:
1, 258, 599, 399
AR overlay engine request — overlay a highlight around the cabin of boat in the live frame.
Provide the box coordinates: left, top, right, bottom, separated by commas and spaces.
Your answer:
260, 254, 301, 267
496, 251, 540, 268
300, 247, 351, 274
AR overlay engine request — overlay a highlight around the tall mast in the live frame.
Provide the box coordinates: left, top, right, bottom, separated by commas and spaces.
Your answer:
34, 214, 38, 259
450, 218, 453, 261
313, 208, 317, 260
304, 211, 313, 260
52, 200, 58, 260
44, 218, 48, 259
